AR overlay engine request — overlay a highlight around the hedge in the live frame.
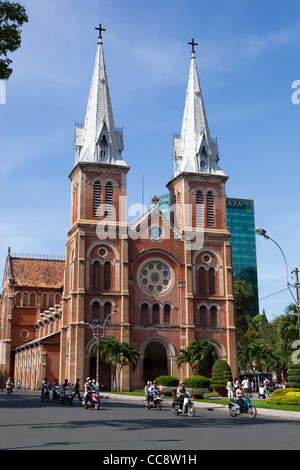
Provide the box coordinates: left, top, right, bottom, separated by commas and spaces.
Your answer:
183, 375, 211, 389
155, 375, 179, 387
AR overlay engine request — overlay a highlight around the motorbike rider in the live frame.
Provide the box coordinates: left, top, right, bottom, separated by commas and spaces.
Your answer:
176, 381, 190, 411
235, 384, 245, 414
6, 377, 14, 391
52, 378, 61, 399
146, 381, 156, 405
83, 377, 94, 405
41, 377, 50, 399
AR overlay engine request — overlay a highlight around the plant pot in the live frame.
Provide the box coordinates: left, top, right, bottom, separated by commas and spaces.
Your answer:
187, 387, 208, 398
216, 388, 228, 397
161, 386, 174, 396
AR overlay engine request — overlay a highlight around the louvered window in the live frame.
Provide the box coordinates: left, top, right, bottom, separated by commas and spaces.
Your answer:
207, 191, 215, 226
104, 261, 111, 290
141, 303, 148, 325
172, 194, 178, 228
199, 267, 205, 294
92, 301, 100, 322
153, 303, 159, 324
93, 182, 102, 217
196, 190, 204, 226
209, 267, 216, 295
211, 306, 217, 327
177, 193, 181, 229
105, 182, 113, 218
200, 306, 207, 326
164, 304, 171, 324
104, 302, 111, 323
93, 261, 100, 289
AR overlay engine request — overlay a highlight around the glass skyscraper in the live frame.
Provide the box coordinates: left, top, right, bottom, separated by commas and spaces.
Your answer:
226, 198, 259, 316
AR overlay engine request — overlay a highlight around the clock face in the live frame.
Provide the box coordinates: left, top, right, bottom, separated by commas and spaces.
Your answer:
149, 226, 162, 241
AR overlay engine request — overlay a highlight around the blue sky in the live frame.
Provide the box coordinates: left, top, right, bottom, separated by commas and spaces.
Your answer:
1, 0, 300, 320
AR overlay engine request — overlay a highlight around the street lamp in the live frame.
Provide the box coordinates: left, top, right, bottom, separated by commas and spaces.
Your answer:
255, 227, 300, 338
82, 321, 102, 385
82, 308, 119, 384
102, 309, 119, 338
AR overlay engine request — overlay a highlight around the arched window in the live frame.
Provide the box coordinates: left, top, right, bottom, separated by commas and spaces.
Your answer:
200, 306, 207, 326
207, 191, 214, 226
211, 306, 217, 327
141, 303, 148, 325
199, 267, 206, 294
92, 301, 100, 322
153, 303, 159, 324
164, 304, 171, 325
49, 293, 54, 308
105, 182, 113, 218
93, 261, 100, 289
209, 267, 215, 295
172, 194, 177, 227
104, 302, 112, 323
23, 293, 28, 306
104, 261, 111, 290
196, 190, 204, 226
93, 181, 102, 217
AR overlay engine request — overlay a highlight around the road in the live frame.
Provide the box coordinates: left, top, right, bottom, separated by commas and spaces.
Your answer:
0, 392, 299, 451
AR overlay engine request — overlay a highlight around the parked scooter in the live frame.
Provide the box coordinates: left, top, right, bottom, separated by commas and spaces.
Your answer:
146, 390, 162, 410
228, 394, 257, 419
171, 395, 195, 417
83, 388, 100, 410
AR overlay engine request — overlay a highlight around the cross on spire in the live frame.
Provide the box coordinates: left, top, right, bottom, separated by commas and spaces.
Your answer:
95, 24, 106, 41
188, 38, 198, 54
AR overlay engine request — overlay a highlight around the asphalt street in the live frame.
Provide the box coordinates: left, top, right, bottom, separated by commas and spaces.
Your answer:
0, 391, 299, 451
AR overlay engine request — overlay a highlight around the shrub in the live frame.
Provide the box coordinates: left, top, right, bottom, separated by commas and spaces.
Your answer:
287, 361, 300, 387
183, 375, 211, 389
268, 391, 300, 406
155, 375, 179, 387
210, 360, 232, 389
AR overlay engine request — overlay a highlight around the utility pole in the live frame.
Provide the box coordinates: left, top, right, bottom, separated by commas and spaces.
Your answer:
292, 268, 300, 339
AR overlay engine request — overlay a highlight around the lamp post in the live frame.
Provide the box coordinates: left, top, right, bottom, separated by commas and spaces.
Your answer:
255, 227, 300, 338
82, 308, 119, 384
82, 321, 102, 385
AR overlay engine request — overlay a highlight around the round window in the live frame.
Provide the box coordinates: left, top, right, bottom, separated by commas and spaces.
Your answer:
138, 259, 173, 295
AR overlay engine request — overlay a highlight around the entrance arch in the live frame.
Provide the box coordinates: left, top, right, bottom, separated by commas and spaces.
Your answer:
141, 336, 176, 382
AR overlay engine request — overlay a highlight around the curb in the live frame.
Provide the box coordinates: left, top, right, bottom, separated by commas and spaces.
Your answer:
107, 393, 300, 421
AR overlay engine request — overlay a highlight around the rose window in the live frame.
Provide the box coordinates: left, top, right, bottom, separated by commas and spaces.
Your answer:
138, 260, 173, 295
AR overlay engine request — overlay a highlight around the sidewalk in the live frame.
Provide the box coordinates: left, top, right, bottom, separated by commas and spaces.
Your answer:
107, 393, 300, 421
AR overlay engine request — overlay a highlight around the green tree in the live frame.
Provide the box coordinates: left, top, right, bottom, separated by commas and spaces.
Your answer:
176, 339, 217, 376
237, 341, 276, 389
96, 337, 140, 392
234, 277, 256, 346
0, 1, 28, 80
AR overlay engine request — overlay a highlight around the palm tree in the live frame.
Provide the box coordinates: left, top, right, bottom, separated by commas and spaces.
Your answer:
176, 339, 217, 375
96, 337, 140, 392
117, 342, 140, 392
237, 342, 276, 389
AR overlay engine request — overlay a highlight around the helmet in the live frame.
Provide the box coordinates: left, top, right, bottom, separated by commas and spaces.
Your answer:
180, 381, 185, 385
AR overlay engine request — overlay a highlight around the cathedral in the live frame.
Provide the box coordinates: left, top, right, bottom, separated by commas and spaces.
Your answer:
0, 30, 237, 390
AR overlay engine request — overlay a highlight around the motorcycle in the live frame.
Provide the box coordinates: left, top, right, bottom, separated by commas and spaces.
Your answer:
61, 386, 73, 405
52, 384, 61, 401
42, 386, 50, 402
146, 390, 162, 410
228, 394, 257, 419
171, 395, 195, 417
6, 384, 13, 395
83, 389, 100, 410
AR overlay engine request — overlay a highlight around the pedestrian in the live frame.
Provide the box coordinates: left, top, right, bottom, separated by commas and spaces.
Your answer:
250, 380, 255, 393
72, 379, 82, 400
17, 380, 22, 392
258, 384, 266, 399
226, 379, 234, 398
233, 378, 239, 397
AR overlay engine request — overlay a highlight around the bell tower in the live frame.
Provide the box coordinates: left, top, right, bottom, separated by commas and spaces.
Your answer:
60, 27, 130, 387
167, 40, 237, 375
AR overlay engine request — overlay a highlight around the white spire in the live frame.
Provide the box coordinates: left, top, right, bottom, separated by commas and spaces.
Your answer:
74, 38, 126, 166
172, 46, 226, 177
